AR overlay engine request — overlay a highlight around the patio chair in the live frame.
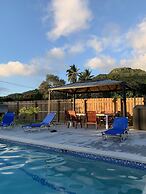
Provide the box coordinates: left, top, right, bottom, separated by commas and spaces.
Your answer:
102, 117, 128, 140
22, 112, 56, 132
0, 112, 15, 127
85, 111, 98, 129
65, 110, 82, 128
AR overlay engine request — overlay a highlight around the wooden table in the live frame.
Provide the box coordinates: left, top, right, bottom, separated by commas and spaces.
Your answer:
76, 113, 110, 129
96, 113, 109, 130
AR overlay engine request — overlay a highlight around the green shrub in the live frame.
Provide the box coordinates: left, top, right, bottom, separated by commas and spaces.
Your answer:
19, 106, 40, 122
19, 106, 40, 115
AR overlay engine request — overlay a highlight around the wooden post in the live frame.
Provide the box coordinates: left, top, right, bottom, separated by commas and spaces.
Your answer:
122, 84, 127, 117
57, 100, 60, 122
84, 99, 87, 113
144, 96, 146, 106
16, 101, 19, 119
48, 90, 51, 113
134, 98, 136, 107
73, 93, 76, 111
133, 90, 136, 107
120, 98, 123, 116
34, 101, 38, 121
113, 98, 117, 114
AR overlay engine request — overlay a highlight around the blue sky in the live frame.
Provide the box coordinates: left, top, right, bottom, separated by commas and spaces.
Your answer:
1, 0, 146, 95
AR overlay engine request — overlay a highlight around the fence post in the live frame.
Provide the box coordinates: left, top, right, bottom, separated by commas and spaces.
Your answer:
73, 94, 76, 111
120, 98, 123, 116
57, 100, 60, 122
34, 101, 38, 121
48, 91, 51, 113
71, 98, 73, 110
113, 98, 117, 114
134, 97, 136, 107
16, 101, 19, 119
122, 84, 127, 117
144, 96, 146, 106
84, 99, 87, 113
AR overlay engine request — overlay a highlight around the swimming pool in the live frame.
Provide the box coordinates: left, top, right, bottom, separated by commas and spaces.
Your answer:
0, 141, 146, 194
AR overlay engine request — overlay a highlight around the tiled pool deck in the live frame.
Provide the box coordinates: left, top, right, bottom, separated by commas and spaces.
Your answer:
0, 124, 146, 164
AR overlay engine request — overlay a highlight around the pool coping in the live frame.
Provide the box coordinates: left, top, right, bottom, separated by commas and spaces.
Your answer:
0, 134, 146, 170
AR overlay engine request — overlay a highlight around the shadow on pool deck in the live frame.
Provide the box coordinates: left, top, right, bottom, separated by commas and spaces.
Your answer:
0, 124, 146, 158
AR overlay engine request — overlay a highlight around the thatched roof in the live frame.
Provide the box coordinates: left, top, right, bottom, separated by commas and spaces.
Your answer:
49, 79, 127, 94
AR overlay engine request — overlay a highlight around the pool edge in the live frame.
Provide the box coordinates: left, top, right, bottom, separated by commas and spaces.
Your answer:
0, 135, 146, 171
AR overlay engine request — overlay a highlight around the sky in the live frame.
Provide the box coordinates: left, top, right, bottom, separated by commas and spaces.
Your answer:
1, 0, 146, 95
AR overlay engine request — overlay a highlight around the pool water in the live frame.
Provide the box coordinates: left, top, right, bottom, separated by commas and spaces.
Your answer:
0, 142, 146, 194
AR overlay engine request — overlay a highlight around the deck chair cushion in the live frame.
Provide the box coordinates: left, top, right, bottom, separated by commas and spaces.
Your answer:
22, 112, 56, 129
102, 117, 128, 138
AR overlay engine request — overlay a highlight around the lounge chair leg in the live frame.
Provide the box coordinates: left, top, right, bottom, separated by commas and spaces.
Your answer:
125, 131, 128, 139
75, 122, 77, 129
102, 134, 107, 140
120, 134, 124, 141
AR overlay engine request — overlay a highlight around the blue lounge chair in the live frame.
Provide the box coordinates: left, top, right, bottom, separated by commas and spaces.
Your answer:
0, 112, 15, 127
102, 117, 128, 140
22, 112, 56, 131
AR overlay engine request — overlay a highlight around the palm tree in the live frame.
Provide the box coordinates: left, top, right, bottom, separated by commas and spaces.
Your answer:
66, 64, 79, 83
78, 69, 94, 82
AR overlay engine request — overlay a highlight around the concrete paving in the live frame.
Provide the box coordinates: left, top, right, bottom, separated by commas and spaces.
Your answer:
0, 124, 146, 163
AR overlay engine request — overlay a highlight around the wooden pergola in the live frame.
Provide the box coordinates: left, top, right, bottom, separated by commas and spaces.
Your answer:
48, 79, 128, 116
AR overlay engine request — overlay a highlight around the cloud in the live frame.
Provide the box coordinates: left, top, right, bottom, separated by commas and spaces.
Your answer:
120, 53, 146, 71
85, 26, 125, 54
30, 48, 67, 75
84, 18, 146, 72
68, 43, 85, 54
87, 37, 103, 52
88, 23, 125, 53
0, 61, 35, 77
120, 18, 146, 71
44, 17, 146, 74
48, 47, 65, 58
85, 55, 116, 70
127, 18, 146, 53
47, 0, 92, 40
4, 17, 146, 79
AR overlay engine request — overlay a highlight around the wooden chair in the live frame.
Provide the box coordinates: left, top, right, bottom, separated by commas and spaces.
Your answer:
85, 111, 98, 129
65, 110, 82, 128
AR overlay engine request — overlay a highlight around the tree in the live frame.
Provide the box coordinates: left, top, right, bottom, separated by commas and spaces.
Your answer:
38, 81, 49, 99
19, 106, 40, 122
66, 64, 79, 83
46, 74, 65, 87
39, 74, 65, 99
78, 69, 94, 82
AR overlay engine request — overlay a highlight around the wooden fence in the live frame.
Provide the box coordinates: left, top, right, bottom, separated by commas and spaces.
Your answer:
3, 97, 144, 122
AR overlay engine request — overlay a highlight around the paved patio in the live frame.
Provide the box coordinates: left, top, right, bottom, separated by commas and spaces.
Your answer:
0, 124, 146, 163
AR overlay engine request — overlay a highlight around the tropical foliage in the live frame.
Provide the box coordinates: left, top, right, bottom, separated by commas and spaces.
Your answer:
1, 67, 146, 101
79, 69, 94, 81
19, 106, 40, 116
39, 74, 66, 99
66, 64, 79, 83
0, 89, 42, 102
94, 67, 146, 95
19, 106, 40, 122
95, 67, 146, 86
